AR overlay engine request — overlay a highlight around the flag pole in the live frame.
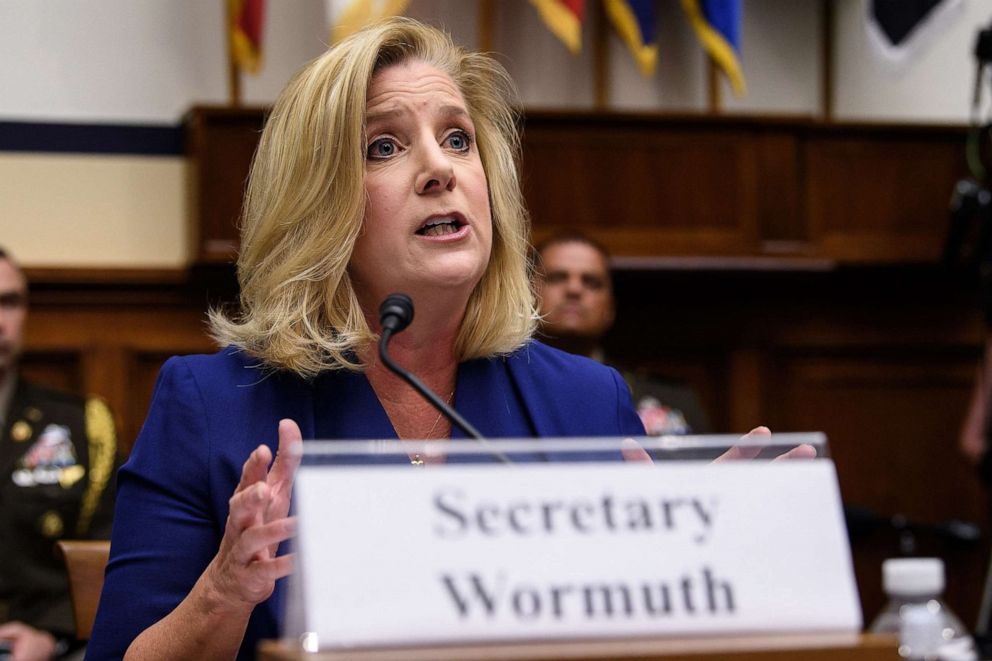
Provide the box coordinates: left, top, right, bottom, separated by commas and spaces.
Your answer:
478, 0, 494, 52
820, 0, 834, 120
228, 57, 242, 107
707, 58, 721, 114
592, 0, 609, 109
226, 0, 242, 106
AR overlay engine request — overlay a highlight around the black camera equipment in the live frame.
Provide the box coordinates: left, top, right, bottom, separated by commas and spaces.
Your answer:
946, 21, 992, 325
953, 19, 992, 643
844, 504, 981, 556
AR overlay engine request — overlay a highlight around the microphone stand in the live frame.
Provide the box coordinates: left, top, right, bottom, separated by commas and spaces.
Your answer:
378, 294, 510, 463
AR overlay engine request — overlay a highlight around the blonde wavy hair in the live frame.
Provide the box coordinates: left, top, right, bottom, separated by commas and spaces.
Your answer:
210, 17, 537, 377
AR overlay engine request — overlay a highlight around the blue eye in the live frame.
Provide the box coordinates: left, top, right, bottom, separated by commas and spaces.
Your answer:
367, 138, 398, 160
445, 131, 471, 152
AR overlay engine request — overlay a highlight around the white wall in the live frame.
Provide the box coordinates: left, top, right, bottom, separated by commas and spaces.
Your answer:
0, 0, 988, 267
0, 153, 187, 267
0, 0, 335, 123
608, 0, 708, 112
833, 0, 983, 123
2, 0, 985, 124
721, 0, 822, 116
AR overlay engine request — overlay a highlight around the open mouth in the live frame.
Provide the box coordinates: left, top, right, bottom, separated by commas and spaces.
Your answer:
416, 215, 465, 237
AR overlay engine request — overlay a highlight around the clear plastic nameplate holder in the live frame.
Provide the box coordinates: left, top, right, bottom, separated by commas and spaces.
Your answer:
284, 433, 861, 652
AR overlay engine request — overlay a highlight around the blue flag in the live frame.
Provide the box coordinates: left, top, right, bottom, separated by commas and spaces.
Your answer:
604, 0, 658, 77
682, 0, 746, 96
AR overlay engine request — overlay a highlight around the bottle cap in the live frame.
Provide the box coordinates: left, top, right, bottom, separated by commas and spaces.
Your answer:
882, 557, 944, 596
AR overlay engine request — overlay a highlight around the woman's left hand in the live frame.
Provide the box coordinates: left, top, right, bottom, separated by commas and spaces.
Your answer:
621, 427, 817, 463
713, 426, 817, 462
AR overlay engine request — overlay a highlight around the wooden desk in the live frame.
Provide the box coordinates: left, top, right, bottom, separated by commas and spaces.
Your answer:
259, 633, 899, 660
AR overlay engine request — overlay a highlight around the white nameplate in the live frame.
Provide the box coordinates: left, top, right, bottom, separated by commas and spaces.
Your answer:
292, 460, 861, 648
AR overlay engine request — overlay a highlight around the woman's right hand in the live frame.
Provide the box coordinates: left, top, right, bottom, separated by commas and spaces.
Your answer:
123, 419, 304, 660
203, 419, 303, 610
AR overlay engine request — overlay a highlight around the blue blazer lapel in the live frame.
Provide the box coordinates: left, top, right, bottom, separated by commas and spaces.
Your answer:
504, 341, 645, 438
504, 343, 566, 438
453, 356, 535, 439
312, 369, 396, 440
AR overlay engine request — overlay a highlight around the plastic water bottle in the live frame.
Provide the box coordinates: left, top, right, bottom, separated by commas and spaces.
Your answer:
868, 558, 976, 660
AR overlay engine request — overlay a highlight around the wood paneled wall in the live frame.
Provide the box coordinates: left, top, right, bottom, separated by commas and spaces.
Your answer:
186, 108, 968, 265
19, 264, 989, 628
18, 268, 231, 454
523, 115, 966, 262
606, 266, 987, 627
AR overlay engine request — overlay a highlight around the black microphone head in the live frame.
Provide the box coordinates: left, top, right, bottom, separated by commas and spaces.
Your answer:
379, 293, 414, 333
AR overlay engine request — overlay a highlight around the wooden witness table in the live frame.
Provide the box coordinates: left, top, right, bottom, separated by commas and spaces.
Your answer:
258, 633, 899, 660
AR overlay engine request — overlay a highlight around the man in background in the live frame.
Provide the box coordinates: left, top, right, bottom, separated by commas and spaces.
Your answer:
533, 232, 711, 435
0, 248, 118, 660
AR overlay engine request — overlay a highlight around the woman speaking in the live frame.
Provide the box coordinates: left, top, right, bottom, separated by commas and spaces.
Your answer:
87, 18, 644, 660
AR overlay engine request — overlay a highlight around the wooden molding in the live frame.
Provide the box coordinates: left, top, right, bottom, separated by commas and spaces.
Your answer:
185, 106, 969, 265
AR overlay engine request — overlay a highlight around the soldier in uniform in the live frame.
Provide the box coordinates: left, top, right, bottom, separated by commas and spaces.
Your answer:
0, 248, 117, 660
533, 231, 711, 435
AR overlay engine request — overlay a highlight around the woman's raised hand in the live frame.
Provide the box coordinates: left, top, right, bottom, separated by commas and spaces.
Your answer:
621, 427, 818, 464
204, 419, 303, 609
713, 426, 817, 462
123, 419, 305, 659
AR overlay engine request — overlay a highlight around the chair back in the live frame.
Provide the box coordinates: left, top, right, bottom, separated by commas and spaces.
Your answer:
56, 539, 110, 640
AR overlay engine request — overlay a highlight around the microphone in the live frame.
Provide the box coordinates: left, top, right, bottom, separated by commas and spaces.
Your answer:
379, 293, 414, 334
377, 293, 510, 463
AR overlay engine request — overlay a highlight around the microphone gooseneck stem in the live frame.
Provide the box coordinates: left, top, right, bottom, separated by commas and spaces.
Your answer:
377, 328, 481, 440
378, 327, 511, 463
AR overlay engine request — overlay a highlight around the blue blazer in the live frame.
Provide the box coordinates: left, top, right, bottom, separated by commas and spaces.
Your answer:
86, 341, 644, 660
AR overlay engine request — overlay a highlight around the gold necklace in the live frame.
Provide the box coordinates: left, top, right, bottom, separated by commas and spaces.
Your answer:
410, 390, 454, 466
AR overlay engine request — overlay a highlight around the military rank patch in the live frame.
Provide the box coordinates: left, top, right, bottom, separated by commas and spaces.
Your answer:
12, 424, 81, 487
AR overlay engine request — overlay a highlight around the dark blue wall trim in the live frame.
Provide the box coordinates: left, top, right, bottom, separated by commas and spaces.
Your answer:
0, 121, 183, 156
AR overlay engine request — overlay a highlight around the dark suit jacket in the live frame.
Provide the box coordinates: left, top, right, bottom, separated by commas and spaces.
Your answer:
87, 341, 644, 660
